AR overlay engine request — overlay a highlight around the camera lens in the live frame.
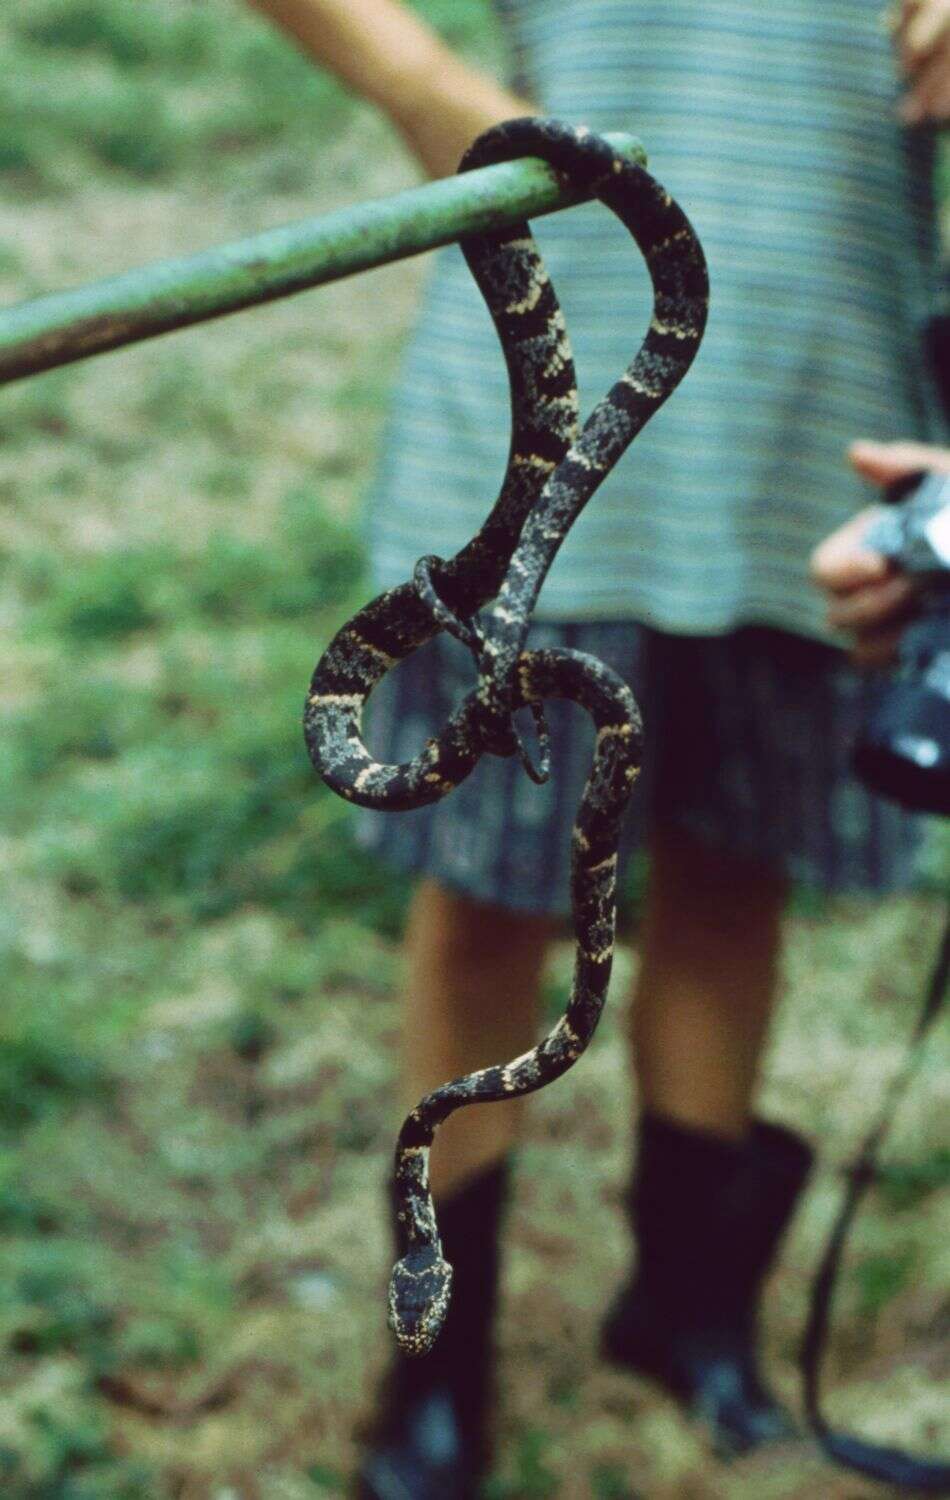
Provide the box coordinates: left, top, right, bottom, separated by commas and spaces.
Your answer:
853, 678, 950, 816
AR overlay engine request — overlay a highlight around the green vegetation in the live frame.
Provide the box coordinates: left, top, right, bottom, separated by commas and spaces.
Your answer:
1, 0, 492, 195
0, 2, 946, 1496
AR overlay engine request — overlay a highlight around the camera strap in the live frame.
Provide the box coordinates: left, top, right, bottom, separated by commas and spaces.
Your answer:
801, 903, 950, 1492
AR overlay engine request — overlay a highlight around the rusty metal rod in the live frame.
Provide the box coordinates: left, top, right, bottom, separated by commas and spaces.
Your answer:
0, 130, 645, 387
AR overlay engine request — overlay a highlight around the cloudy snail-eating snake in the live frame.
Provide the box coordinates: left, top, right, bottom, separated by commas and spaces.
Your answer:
304, 118, 709, 1357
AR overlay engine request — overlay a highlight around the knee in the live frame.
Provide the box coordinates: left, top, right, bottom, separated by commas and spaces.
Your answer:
408, 878, 553, 975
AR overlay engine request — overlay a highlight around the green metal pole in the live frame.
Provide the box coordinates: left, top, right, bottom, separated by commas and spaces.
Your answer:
0, 131, 645, 387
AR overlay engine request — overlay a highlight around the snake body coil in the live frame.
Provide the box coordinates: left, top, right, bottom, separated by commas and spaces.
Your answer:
304, 120, 709, 1355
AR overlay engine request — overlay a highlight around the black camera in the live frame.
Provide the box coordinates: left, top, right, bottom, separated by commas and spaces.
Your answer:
852, 468, 950, 815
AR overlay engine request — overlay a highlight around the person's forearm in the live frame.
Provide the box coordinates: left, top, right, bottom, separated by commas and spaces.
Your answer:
247, 0, 535, 177
249, 0, 481, 122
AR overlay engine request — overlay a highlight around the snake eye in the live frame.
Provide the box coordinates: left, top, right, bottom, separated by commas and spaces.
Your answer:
388, 1246, 453, 1357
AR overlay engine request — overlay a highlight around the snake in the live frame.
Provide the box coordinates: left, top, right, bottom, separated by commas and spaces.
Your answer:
304, 119, 709, 1357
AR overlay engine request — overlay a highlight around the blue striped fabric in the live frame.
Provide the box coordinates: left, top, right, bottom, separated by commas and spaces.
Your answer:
367, 0, 942, 637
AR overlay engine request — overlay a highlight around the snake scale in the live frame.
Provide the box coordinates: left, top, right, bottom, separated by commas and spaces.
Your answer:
304, 119, 709, 1356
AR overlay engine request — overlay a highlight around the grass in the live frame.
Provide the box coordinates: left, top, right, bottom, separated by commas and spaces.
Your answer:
0, 2, 947, 1496
0, 0, 493, 196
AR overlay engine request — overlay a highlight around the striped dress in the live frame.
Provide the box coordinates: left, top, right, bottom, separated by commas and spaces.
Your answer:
367, 0, 941, 640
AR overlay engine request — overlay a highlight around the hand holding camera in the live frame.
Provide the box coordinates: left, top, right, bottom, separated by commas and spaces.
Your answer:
812, 440, 950, 664
812, 439, 950, 814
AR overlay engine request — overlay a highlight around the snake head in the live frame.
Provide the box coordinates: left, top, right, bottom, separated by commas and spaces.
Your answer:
388, 1245, 453, 1357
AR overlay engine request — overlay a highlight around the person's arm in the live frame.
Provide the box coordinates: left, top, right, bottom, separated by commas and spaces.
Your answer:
810, 440, 950, 666
246, 0, 535, 176
892, 0, 950, 123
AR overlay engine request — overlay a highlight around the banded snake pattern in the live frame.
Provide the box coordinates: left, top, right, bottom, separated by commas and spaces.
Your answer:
304, 119, 709, 1356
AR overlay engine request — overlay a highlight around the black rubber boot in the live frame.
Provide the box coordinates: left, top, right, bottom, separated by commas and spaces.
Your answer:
601, 1113, 813, 1458
355, 1160, 509, 1500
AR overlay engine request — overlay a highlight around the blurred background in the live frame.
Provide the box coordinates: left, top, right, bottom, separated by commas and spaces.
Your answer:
0, 2, 947, 1497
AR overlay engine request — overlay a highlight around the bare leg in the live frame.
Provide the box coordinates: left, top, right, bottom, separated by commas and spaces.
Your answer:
358, 878, 554, 1494
629, 823, 787, 1139
401, 876, 557, 1197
